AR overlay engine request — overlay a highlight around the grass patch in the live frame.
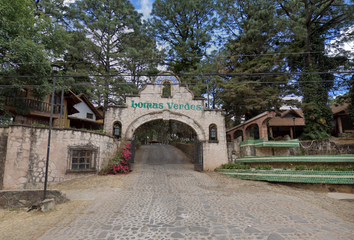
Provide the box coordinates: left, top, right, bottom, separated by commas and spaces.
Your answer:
219, 163, 251, 170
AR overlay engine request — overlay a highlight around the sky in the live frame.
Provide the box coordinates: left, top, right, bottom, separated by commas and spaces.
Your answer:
64, 0, 154, 19
131, 0, 153, 19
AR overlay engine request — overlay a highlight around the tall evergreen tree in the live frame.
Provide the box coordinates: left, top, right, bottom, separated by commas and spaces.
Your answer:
187, 50, 226, 108
150, 0, 217, 74
0, 0, 69, 119
120, 23, 165, 89
67, 0, 143, 114
218, 0, 289, 121
278, 0, 354, 139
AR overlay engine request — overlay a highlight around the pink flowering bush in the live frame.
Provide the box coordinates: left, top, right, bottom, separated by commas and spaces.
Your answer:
99, 142, 131, 175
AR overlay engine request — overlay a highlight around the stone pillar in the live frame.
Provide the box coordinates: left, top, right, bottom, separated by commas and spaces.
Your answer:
338, 117, 343, 134
243, 127, 247, 140
290, 127, 294, 139
259, 122, 268, 140
269, 127, 273, 138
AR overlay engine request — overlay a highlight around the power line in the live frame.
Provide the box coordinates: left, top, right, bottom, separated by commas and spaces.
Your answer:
0, 70, 353, 79
3, 50, 348, 65
0, 78, 352, 88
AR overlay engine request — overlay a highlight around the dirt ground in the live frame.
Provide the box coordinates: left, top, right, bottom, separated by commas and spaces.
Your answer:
0, 174, 126, 240
206, 171, 354, 224
335, 137, 354, 145
1, 172, 353, 239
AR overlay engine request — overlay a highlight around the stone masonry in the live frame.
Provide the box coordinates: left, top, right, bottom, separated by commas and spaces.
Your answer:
0, 127, 8, 189
1, 125, 119, 190
0, 189, 67, 209
104, 72, 228, 170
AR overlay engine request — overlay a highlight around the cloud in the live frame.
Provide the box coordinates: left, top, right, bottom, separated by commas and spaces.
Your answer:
326, 26, 354, 56
137, 0, 153, 20
63, 0, 75, 5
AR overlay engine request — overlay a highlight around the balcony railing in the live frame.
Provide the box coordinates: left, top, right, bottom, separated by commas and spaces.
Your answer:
4, 97, 62, 114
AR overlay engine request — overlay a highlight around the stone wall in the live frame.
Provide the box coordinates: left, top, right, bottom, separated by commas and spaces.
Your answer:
0, 127, 8, 190
293, 139, 354, 155
170, 142, 194, 162
0, 189, 67, 209
227, 138, 354, 162
339, 144, 354, 154
227, 137, 243, 163
2, 125, 119, 190
256, 147, 290, 157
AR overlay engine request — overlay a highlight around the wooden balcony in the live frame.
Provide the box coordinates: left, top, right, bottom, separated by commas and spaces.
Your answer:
4, 97, 62, 115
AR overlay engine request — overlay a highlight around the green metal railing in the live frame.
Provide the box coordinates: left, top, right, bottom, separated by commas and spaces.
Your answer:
237, 155, 354, 163
217, 169, 354, 184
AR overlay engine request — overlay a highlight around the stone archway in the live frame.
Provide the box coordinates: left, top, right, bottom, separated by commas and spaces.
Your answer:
104, 71, 228, 170
125, 111, 206, 141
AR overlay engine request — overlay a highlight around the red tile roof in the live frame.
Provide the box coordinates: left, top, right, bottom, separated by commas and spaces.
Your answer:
268, 109, 305, 127
330, 102, 349, 115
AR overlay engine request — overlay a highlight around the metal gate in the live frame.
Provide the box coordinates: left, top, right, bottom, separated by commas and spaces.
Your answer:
194, 136, 203, 171
130, 135, 136, 165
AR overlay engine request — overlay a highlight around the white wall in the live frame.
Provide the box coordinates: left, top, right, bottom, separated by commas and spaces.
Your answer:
69, 102, 96, 121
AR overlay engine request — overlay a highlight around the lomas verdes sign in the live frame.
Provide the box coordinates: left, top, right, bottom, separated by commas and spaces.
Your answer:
131, 100, 202, 111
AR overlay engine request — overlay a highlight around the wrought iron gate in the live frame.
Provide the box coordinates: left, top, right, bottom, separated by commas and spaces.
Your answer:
194, 136, 203, 171
130, 136, 136, 165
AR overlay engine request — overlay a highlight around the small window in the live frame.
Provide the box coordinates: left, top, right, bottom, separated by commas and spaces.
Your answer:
86, 113, 93, 119
209, 124, 217, 141
71, 150, 92, 170
162, 81, 171, 97
113, 122, 122, 139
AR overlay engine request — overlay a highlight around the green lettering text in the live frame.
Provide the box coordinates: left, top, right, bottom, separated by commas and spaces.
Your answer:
167, 103, 173, 109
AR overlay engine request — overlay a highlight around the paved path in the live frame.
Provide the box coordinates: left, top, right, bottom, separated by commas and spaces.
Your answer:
40, 145, 354, 240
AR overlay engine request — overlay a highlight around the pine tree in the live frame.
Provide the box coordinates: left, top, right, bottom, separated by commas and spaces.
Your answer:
218, 0, 289, 121
150, 0, 217, 74
0, 0, 69, 119
67, 0, 143, 115
279, 0, 354, 139
120, 23, 165, 89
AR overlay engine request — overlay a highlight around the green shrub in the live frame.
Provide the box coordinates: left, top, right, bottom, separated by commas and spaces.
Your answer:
312, 165, 331, 171
92, 129, 107, 134
333, 165, 354, 171
295, 149, 307, 156
294, 165, 308, 171
245, 137, 254, 140
282, 167, 287, 170
300, 131, 331, 140
274, 136, 283, 141
255, 165, 273, 170
32, 123, 45, 127
219, 163, 251, 170
343, 133, 354, 137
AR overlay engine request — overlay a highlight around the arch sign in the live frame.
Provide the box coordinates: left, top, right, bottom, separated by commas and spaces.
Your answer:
104, 71, 228, 170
